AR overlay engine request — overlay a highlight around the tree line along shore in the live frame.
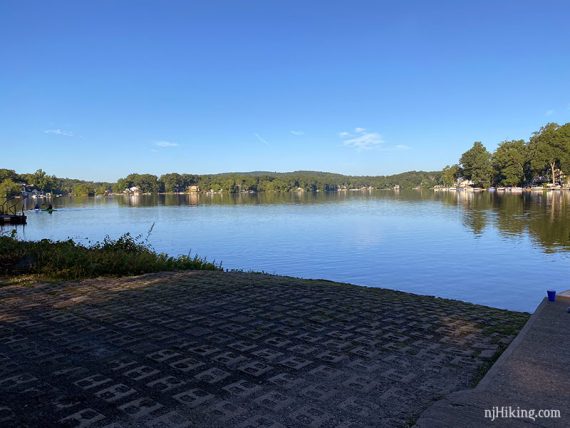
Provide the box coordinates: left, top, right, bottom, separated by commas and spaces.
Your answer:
1, 121, 568, 198
0, 169, 440, 198
441, 122, 570, 189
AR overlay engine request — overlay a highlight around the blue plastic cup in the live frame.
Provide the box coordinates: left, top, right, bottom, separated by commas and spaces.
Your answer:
547, 290, 556, 302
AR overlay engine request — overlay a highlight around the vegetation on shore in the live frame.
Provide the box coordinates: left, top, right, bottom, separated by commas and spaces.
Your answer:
0, 231, 221, 283
2, 121, 568, 197
0, 168, 440, 197
443, 122, 570, 188
115, 170, 440, 194
0, 168, 112, 198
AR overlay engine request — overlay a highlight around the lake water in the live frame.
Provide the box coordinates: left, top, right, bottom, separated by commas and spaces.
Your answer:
6, 190, 570, 312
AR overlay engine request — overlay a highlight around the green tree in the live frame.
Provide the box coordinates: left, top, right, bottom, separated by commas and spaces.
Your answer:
160, 173, 184, 193
555, 123, 570, 185
31, 169, 56, 192
528, 123, 569, 184
0, 179, 22, 198
95, 185, 110, 195
72, 183, 94, 196
459, 142, 493, 187
492, 140, 527, 186
441, 164, 460, 186
115, 174, 160, 193
0, 169, 18, 182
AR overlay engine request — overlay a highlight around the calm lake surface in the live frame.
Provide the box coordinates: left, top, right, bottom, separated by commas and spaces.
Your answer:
6, 191, 570, 312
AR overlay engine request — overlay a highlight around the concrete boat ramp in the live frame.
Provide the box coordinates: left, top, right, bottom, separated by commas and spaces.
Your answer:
0, 271, 566, 427
0, 271, 527, 427
415, 293, 570, 427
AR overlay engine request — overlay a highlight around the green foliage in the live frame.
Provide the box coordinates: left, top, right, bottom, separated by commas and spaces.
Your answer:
441, 164, 460, 186
0, 179, 21, 198
115, 173, 160, 193
72, 183, 95, 196
112, 171, 440, 193
492, 140, 527, 186
450, 121, 570, 187
6, 120, 570, 195
528, 123, 570, 184
95, 184, 110, 195
25, 169, 58, 192
0, 233, 221, 281
0, 168, 112, 196
161, 170, 440, 193
0, 169, 19, 182
459, 142, 494, 187
159, 173, 198, 192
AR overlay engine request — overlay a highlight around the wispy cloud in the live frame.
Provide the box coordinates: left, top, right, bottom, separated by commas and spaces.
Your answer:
254, 133, 269, 145
340, 127, 383, 150
545, 109, 555, 116
290, 130, 305, 136
44, 128, 74, 137
338, 127, 410, 152
155, 140, 179, 148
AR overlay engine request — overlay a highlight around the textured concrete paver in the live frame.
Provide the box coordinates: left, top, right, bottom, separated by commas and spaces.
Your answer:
0, 271, 527, 427
415, 296, 570, 427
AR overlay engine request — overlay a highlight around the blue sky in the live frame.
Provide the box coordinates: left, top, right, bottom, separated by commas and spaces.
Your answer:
1, 0, 569, 182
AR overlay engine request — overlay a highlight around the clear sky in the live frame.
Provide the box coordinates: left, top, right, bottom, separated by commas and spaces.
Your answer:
1, 0, 569, 182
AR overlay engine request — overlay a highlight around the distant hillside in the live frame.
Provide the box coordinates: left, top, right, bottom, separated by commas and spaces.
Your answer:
1, 168, 442, 197
115, 170, 442, 193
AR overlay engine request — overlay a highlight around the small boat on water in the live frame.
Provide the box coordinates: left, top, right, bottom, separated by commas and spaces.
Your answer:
496, 187, 506, 191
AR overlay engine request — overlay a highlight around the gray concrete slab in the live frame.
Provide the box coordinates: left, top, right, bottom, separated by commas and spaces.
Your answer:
0, 271, 528, 427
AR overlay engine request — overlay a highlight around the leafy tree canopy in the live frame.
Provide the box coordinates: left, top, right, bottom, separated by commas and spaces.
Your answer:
492, 140, 527, 187
459, 142, 493, 187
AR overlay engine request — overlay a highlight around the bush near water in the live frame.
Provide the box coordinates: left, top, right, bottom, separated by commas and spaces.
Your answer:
0, 232, 221, 281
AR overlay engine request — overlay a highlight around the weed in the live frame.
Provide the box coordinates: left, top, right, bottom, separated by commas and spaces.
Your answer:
0, 233, 222, 281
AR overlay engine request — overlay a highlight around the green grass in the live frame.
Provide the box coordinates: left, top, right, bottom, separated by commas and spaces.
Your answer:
0, 232, 221, 282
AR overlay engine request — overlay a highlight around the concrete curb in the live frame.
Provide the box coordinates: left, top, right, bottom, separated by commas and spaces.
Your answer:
415, 291, 570, 427
476, 298, 545, 391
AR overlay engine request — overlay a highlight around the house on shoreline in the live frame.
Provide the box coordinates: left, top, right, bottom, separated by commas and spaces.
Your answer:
188, 185, 200, 193
123, 186, 141, 195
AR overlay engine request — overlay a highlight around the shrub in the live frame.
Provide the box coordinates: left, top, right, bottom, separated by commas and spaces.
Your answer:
0, 233, 221, 281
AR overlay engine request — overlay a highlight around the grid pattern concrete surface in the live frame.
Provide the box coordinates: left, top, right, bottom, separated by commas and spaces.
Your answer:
0, 271, 528, 427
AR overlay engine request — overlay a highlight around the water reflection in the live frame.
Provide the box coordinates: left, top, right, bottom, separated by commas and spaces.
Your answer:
9, 190, 570, 255
6, 190, 570, 311
120, 191, 570, 253
430, 191, 570, 252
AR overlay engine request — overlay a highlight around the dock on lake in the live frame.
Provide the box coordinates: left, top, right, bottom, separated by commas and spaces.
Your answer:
0, 196, 27, 225
0, 213, 27, 225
